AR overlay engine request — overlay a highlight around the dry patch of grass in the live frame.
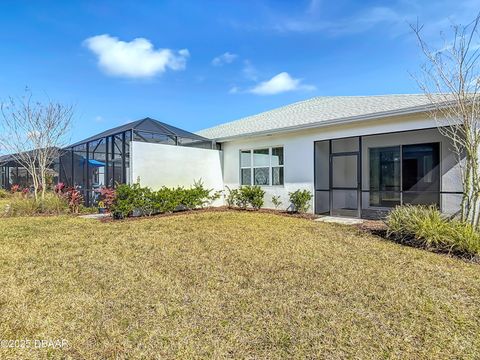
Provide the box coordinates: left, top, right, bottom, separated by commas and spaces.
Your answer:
0, 212, 479, 359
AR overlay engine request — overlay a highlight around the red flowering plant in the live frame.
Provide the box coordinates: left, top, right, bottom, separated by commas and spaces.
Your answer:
10, 184, 21, 194
54, 183, 83, 214
54, 182, 65, 194
64, 187, 83, 214
99, 187, 116, 211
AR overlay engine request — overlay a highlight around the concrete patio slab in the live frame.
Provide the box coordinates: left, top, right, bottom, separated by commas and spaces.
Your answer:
315, 216, 364, 225
79, 213, 110, 220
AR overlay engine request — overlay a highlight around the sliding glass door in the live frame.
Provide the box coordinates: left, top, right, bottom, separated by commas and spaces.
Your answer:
369, 142, 440, 208
402, 143, 440, 205
369, 147, 401, 207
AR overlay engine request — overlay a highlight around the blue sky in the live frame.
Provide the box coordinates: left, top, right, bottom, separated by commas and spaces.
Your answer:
0, 0, 477, 143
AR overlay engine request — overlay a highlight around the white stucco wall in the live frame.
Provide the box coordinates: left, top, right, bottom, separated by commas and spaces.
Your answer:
220, 112, 463, 214
131, 142, 224, 204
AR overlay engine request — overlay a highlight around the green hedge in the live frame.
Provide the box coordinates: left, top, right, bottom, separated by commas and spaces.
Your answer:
111, 181, 220, 218
386, 205, 480, 257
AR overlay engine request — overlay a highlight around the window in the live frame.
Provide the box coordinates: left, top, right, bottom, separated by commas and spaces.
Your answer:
240, 147, 284, 186
369, 143, 440, 207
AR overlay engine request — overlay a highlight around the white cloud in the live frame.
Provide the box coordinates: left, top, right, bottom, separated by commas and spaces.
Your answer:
249, 72, 315, 95
84, 34, 189, 78
212, 52, 238, 66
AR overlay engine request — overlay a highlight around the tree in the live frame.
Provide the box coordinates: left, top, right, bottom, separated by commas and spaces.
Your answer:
0, 90, 73, 201
411, 13, 480, 227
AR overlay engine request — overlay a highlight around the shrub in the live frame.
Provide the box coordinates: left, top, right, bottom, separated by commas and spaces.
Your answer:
111, 181, 218, 218
63, 188, 83, 214
386, 205, 480, 256
449, 221, 480, 255
271, 195, 282, 210
225, 187, 240, 208
4, 192, 69, 217
225, 187, 248, 209
240, 186, 265, 210
112, 183, 144, 217
181, 180, 219, 209
99, 187, 117, 210
151, 187, 177, 214
386, 205, 447, 244
4, 195, 39, 216
54, 182, 65, 194
289, 189, 313, 213
0, 189, 9, 198
225, 186, 265, 210
40, 192, 70, 214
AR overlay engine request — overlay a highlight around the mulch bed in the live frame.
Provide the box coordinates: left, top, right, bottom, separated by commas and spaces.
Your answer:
356, 219, 480, 264
99, 206, 319, 223
356, 219, 388, 236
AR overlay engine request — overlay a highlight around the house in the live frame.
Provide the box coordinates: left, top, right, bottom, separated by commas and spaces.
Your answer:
197, 94, 463, 219
0, 94, 464, 219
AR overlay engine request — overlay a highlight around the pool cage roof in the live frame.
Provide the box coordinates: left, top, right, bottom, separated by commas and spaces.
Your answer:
0, 153, 14, 166
67, 117, 210, 148
0, 147, 61, 167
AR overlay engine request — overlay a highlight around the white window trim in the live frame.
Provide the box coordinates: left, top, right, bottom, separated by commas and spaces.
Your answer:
239, 146, 284, 186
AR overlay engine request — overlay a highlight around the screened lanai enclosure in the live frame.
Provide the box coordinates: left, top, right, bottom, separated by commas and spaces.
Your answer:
59, 117, 215, 206
0, 152, 59, 190
314, 128, 463, 219
0, 155, 32, 189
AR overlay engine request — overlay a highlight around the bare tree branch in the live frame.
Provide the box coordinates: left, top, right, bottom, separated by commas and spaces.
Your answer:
412, 12, 480, 226
0, 89, 73, 201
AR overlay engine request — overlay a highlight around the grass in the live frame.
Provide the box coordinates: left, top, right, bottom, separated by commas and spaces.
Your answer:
0, 197, 11, 211
0, 212, 479, 359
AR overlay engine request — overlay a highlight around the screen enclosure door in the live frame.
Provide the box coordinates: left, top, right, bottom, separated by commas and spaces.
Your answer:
331, 153, 359, 217
314, 137, 361, 217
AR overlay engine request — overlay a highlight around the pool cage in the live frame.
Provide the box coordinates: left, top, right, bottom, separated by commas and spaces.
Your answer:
0, 151, 59, 191
59, 117, 214, 206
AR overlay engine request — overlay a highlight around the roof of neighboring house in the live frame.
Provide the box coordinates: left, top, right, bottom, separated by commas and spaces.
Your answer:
68, 117, 208, 147
196, 94, 452, 140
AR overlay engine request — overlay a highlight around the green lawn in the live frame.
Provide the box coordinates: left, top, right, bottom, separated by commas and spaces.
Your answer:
0, 211, 479, 359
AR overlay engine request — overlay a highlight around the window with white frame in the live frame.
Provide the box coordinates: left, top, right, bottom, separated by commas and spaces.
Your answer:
240, 147, 284, 186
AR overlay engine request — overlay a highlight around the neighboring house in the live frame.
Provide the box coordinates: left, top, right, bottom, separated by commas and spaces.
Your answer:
57, 117, 223, 206
0, 94, 465, 218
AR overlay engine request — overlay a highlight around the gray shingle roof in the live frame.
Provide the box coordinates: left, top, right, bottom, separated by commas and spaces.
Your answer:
197, 94, 450, 140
